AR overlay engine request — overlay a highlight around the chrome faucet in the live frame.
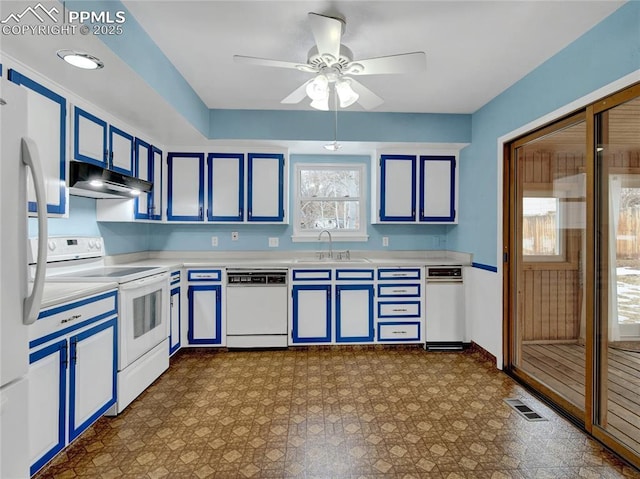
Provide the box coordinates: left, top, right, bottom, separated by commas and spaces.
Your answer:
318, 229, 333, 259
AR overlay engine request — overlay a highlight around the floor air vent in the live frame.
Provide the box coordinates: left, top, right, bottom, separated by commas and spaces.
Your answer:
504, 398, 547, 421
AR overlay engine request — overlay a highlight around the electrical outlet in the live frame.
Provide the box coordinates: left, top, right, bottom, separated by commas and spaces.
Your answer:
211, 236, 218, 247
382, 236, 389, 247
268, 237, 279, 247
231, 231, 239, 241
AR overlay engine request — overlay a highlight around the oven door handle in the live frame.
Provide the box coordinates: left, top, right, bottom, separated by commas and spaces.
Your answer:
119, 272, 169, 291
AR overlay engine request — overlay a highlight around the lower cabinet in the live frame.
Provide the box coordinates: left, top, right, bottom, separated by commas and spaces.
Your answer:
376, 268, 424, 343
29, 291, 118, 476
169, 270, 181, 355
290, 269, 375, 345
186, 269, 224, 346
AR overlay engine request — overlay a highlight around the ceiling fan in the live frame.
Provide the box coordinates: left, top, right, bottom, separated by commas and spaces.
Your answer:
233, 12, 426, 111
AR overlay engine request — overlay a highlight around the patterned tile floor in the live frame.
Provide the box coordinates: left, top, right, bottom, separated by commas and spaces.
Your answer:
35, 347, 640, 479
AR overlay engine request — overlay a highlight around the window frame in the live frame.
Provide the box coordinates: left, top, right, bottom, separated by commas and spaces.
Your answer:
522, 191, 566, 263
292, 162, 368, 242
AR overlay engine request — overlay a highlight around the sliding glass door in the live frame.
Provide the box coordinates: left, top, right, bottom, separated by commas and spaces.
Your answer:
506, 83, 640, 468
595, 92, 640, 457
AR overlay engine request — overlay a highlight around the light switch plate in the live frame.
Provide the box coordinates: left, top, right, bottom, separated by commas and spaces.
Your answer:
211, 236, 218, 247
268, 237, 279, 247
382, 236, 389, 247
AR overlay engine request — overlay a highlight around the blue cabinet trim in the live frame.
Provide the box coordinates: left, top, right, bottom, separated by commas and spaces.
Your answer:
187, 284, 222, 345
149, 146, 163, 220
29, 339, 67, 476
108, 125, 134, 175
377, 300, 422, 319
377, 268, 422, 280
379, 154, 416, 222
377, 321, 421, 342
170, 287, 181, 355
187, 269, 222, 281
167, 152, 205, 221
134, 138, 151, 220
335, 284, 374, 342
377, 283, 421, 298
247, 152, 285, 222
291, 269, 332, 281
335, 269, 375, 281
73, 107, 108, 167
207, 152, 245, 221
68, 318, 117, 442
8, 68, 67, 215
291, 284, 331, 343
419, 155, 456, 222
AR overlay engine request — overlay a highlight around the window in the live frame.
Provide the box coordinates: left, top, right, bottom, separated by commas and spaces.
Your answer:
293, 163, 368, 241
522, 196, 564, 260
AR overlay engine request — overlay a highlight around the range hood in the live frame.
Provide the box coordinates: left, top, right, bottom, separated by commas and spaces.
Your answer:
68, 161, 152, 199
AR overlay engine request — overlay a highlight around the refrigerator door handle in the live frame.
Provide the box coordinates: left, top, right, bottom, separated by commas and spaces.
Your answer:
22, 137, 48, 325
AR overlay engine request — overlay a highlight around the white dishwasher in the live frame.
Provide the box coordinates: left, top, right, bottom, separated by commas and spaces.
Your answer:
226, 269, 288, 348
425, 266, 465, 351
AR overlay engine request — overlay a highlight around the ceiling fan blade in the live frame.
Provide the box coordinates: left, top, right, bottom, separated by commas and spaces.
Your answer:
348, 52, 426, 76
281, 80, 313, 104
348, 78, 384, 110
308, 12, 343, 63
233, 55, 305, 70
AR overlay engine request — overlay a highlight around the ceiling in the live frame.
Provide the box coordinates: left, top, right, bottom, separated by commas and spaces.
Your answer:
0, 1, 626, 146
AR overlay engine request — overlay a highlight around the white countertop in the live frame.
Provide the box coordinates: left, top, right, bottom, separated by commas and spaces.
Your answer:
106, 250, 472, 269
40, 282, 118, 309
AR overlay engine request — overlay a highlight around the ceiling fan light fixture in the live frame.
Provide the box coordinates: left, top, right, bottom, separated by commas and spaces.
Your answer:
310, 97, 330, 111
306, 74, 329, 101
335, 78, 359, 108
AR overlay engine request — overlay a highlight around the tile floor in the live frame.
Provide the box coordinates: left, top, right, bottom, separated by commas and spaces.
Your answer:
35, 346, 640, 478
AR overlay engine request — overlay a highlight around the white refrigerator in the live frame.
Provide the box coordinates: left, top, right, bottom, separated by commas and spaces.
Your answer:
0, 76, 49, 477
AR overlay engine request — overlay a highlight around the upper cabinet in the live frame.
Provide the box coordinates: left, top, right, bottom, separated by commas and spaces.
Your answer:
73, 106, 134, 176
8, 69, 67, 216
168, 151, 287, 224
132, 139, 162, 221
375, 153, 457, 224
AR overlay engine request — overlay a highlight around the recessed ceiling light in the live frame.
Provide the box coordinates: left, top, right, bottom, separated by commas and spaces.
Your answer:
56, 50, 104, 70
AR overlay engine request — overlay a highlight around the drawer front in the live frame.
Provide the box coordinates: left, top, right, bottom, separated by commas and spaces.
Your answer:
335, 269, 375, 281
377, 268, 421, 280
378, 322, 421, 341
377, 283, 421, 297
187, 269, 222, 281
171, 270, 181, 285
292, 269, 332, 281
30, 290, 118, 347
377, 301, 421, 318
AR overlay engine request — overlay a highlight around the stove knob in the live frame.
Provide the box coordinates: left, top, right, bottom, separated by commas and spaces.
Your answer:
95, 239, 102, 250
88, 239, 96, 249
48, 240, 56, 251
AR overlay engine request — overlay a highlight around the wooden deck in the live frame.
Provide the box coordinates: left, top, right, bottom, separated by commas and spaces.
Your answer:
521, 342, 640, 453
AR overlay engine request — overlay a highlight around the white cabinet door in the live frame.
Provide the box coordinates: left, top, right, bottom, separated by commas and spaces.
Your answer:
247, 153, 285, 222
419, 155, 456, 222
187, 285, 222, 345
379, 155, 416, 221
9, 70, 67, 216
170, 286, 181, 355
68, 319, 117, 442
29, 340, 66, 476
335, 285, 374, 343
150, 147, 163, 220
167, 152, 204, 221
73, 106, 107, 167
109, 125, 134, 175
291, 285, 331, 343
208, 153, 243, 221
134, 139, 151, 219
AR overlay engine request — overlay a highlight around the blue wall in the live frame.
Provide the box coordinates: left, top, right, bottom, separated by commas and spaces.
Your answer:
448, 1, 639, 268
148, 154, 449, 251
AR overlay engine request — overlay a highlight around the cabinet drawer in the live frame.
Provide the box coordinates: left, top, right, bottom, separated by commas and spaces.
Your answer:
335, 269, 374, 281
30, 290, 118, 347
377, 322, 421, 341
377, 301, 421, 318
377, 284, 421, 297
377, 268, 421, 280
292, 269, 332, 281
187, 269, 222, 281
170, 271, 181, 286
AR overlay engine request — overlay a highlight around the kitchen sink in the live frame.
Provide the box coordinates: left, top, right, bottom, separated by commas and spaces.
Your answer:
294, 257, 370, 263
